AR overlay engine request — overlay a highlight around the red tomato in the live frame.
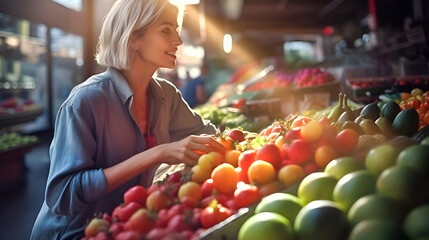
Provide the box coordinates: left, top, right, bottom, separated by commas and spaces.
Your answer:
156, 209, 169, 228
180, 196, 199, 208
303, 162, 319, 174
287, 139, 313, 164
102, 212, 112, 224
291, 116, 312, 129
166, 171, 183, 183
159, 182, 181, 198
201, 195, 217, 208
409, 99, 421, 109
112, 202, 143, 222
167, 214, 192, 232
233, 183, 261, 209
108, 222, 125, 237
125, 208, 157, 234
201, 178, 216, 197
424, 111, 429, 125
420, 99, 429, 111
201, 193, 231, 208
235, 166, 249, 183
227, 129, 246, 142
334, 129, 359, 155
190, 208, 203, 229
284, 128, 302, 141
200, 200, 232, 228
238, 150, 256, 173
147, 228, 170, 240
123, 185, 147, 206
147, 184, 160, 196
114, 230, 141, 240
166, 204, 190, 221
255, 143, 282, 169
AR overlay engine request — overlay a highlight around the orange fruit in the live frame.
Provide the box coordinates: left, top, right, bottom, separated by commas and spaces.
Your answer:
190, 165, 211, 184
217, 136, 234, 151
248, 160, 276, 185
401, 92, 411, 101
208, 151, 224, 167
146, 190, 171, 212
224, 149, 241, 167
198, 153, 215, 171
178, 181, 202, 202
278, 164, 306, 188
211, 163, 238, 194
300, 120, 323, 142
314, 145, 339, 168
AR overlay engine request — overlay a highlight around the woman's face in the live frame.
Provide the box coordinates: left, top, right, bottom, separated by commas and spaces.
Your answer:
132, 7, 183, 70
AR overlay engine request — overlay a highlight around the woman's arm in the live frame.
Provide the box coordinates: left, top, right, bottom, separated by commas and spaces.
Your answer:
103, 135, 225, 193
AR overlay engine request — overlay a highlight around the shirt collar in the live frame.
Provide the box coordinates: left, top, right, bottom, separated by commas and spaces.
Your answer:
107, 67, 166, 105
107, 67, 133, 104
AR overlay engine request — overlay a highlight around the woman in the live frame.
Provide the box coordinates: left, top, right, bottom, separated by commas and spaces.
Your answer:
31, 0, 224, 239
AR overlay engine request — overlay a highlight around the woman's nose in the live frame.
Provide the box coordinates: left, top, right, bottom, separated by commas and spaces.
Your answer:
174, 33, 183, 46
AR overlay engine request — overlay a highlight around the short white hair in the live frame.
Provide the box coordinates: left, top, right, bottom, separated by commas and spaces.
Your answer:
95, 0, 181, 69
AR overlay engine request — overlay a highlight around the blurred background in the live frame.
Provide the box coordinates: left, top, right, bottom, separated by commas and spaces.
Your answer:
0, 0, 428, 239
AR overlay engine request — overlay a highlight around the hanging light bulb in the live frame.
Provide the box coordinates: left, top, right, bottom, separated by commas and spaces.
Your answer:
223, 34, 232, 53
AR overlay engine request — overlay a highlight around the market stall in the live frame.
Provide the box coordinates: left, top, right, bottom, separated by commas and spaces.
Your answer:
80, 85, 429, 240
2, 0, 429, 239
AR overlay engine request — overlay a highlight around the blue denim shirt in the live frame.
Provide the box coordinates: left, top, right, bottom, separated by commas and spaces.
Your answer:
31, 67, 218, 240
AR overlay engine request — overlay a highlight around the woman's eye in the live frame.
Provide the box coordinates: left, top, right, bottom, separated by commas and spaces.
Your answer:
162, 28, 171, 34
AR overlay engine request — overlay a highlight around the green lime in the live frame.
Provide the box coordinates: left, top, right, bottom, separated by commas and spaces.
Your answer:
297, 172, 337, 204
333, 170, 376, 212
347, 194, 403, 227
238, 212, 294, 240
324, 156, 363, 180
294, 200, 348, 240
349, 219, 406, 240
255, 192, 304, 225
404, 204, 429, 239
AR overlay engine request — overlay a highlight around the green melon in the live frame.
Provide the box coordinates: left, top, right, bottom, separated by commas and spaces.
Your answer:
380, 101, 401, 123
392, 109, 419, 137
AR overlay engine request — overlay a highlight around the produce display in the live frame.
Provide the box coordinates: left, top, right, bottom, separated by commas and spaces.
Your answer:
0, 97, 40, 116
193, 105, 268, 133
346, 76, 429, 102
0, 131, 38, 152
81, 88, 429, 240
293, 68, 336, 88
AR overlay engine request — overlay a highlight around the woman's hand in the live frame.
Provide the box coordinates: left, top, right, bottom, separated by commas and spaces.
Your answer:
159, 135, 225, 166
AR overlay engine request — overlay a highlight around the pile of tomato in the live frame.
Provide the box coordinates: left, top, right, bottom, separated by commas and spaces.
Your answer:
399, 88, 429, 129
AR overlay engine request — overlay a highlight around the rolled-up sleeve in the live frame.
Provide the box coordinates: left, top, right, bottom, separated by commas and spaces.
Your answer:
46, 104, 107, 216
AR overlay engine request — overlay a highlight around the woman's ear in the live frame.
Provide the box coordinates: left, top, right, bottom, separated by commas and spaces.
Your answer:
129, 33, 140, 51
